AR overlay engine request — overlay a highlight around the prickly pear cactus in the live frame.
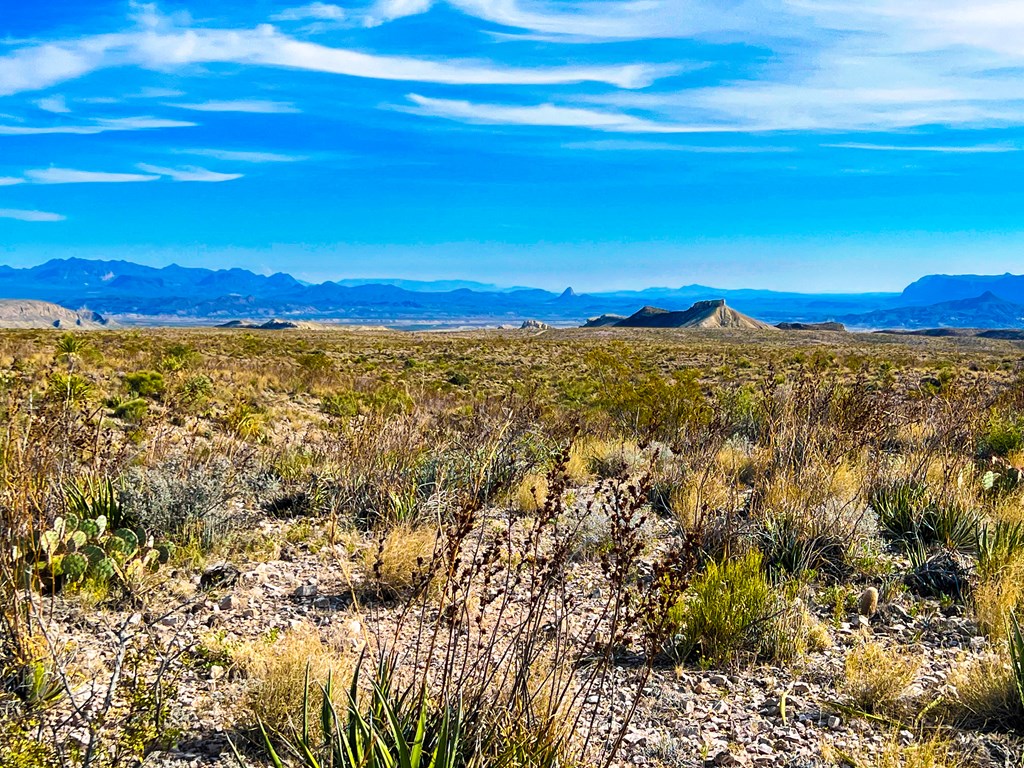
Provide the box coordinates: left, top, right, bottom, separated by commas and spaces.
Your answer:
29, 482, 172, 594
62, 553, 89, 581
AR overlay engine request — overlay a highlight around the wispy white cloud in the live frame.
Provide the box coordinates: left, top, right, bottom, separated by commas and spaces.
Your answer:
271, 3, 346, 22
0, 14, 667, 96
132, 87, 185, 98
403, 94, 744, 133
445, 0, 719, 40
35, 94, 70, 113
177, 148, 305, 162
591, 79, 1024, 132
365, 0, 435, 26
824, 142, 1020, 153
167, 99, 300, 113
25, 168, 160, 184
0, 208, 66, 222
0, 116, 197, 135
136, 163, 243, 182
563, 139, 794, 152
0, 176, 25, 185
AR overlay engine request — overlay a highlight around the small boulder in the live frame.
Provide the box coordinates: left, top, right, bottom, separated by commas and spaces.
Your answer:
858, 587, 879, 617
200, 563, 241, 591
905, 550, 973, 600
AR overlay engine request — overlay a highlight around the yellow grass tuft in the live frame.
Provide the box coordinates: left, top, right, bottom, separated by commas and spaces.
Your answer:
362, 523, 439, 597
516, 472, 549, 513
842, 639, 919, 715
235, 622, 352, 736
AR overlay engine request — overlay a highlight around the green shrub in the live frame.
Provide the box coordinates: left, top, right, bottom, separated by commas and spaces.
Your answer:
160, 343, 200, 372
585, 344, 710, 443
668, 551, 779, 666
125, 370, 166, 399
979, 411, 1024, 458
176, 374, 213, 407
110, 396, 149, 424
446, 370, 471, 386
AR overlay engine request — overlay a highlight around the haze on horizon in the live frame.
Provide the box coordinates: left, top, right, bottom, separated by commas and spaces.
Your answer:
3, 1, 1024, 294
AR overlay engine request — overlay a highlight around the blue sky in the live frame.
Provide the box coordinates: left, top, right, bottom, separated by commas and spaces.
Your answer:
2, 1, 1024, 292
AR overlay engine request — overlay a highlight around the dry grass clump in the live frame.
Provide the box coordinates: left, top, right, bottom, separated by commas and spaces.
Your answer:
973, 569, 1024, 642
670, 472, 734, 527
842, 639, 920, 715
870, 735, 967, 768
944, 651, 1023, 729
235, 622, 352, 735
516, 471, 549, 513
361, 523, 439, 597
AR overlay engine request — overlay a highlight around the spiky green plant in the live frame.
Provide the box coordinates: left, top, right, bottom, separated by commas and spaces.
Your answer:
978, 522, 1024, 580
1010, 613, 1024, 713
262, 660, 469, 768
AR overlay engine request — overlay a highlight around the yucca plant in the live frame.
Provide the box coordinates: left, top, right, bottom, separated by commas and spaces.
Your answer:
262, 659, 470, 768
66, 478, 135, 529
757, 513, 851, 582
872, 482, 930, 541
872, 482, 978, 551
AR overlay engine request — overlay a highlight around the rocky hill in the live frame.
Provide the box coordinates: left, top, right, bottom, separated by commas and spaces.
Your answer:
0, 299, 108, 329
603, 300, 772, 330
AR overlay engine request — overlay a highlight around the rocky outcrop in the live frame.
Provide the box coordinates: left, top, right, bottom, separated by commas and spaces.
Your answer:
0, 299, 108, 329
596, 300, 772, 330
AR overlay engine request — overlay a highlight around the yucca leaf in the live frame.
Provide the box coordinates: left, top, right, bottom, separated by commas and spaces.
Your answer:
258, 719, 287, 768
1009, 612, 1024, 710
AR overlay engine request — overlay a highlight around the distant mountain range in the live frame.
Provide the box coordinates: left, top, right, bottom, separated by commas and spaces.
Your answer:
1, 258, 1024, 331
841, 292, 1024, 330
899, 274, 1024, 305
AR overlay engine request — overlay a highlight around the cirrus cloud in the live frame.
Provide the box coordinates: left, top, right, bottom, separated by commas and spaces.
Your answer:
0, 15, 669, 98
136, 163, 243, 182
271, 3, 346, 22
0, 116, 197, 136
24, 168, 161, 184
166, 99, 300, 114
0, 208, 66, 222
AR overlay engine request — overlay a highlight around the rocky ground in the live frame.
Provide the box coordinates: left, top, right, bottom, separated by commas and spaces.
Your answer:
24, 504, 1023, 768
